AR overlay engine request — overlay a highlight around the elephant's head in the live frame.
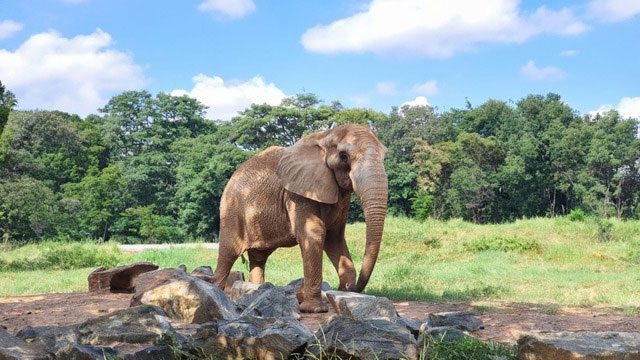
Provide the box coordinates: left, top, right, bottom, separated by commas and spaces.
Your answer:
277, 124, 388, 292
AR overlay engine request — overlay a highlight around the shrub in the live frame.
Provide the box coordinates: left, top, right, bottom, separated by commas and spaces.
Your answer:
412, 190, 433, 221
567, 208, 586, 222
463, 235, 541, 253
0, 242, 121, 271
595, 218, 614, 242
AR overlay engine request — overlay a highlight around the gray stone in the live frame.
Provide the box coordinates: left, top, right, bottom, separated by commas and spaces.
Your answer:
197, 315, 312, 360
16, 325, 78, 354
518, 331, 640, 360
325, 290, 398, 320
134, 274, 238, 324
240, 284, 300, 320
88, 262, 158, 293
308, 316, 418, 360
131, 268, 189, 303
54, 343, 117, 360
77, 305, 175, 346
426, 311, 484, 331
236, 283, 291, 312
122, 345, 177, 360
191, 266, 213, 282
177, 264, 187, 272
224, 271, 245, 292
0, 327, 50, 360
229, 280, 261, 302
394, 317, 423, 338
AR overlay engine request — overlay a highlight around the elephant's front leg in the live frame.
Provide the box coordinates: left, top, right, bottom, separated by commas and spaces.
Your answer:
296, 214, 329, 313
325, 226, 357, 291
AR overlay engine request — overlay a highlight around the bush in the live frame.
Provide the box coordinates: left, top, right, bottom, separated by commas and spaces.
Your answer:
463, 235, 541, 253
567, 208, 586, 222
412, 190, 434, 221
595, 218, 614, 242
0, 242, 122, 271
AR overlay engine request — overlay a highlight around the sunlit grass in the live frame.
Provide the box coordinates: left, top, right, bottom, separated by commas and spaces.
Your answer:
1, 217, 639, 309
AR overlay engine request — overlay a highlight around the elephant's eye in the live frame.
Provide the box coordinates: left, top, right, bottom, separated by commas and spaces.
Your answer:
339, 151, 349, 163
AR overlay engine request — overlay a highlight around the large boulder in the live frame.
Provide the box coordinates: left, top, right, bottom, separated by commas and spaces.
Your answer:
518, 331, 640, 359
239, 283, 300, 320
325, 290, 398, 320
130, 268, 187, 302
308, 316, 418, 360
134, 276, 238, 324
88, 262, 159, 293
191, 266, 213, 282
0, 327, 50, 360
194, 315, 312, 360
229, 281, 261, 301
77, 305, 176, 346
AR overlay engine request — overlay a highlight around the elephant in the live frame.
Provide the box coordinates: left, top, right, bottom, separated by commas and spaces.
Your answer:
212, 124, 388, 313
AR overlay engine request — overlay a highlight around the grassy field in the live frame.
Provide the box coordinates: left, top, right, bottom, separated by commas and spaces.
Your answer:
1, 216, 639, 310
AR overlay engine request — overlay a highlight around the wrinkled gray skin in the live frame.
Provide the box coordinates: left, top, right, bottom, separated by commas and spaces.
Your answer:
212, 124, 388, 313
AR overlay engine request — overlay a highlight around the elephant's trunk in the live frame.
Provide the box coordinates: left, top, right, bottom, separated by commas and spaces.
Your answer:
351, 157, 388, 293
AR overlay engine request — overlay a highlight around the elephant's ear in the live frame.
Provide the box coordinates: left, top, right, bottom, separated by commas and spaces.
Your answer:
277, 137, 339, 204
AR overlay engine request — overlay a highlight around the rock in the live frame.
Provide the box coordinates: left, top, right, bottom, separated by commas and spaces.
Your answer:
518, 331, 640, 360
16, 325, 78, 353
240, 283, 300, 320
229, 280, 261, 301
88, 262, 158, 293
122, 345, 177, 360
426, 311, 484, 331
196, 315, 312, 360
225, 271, 245, 291
177, 264, 187, 272
308, 316, 418, 360
54, 343, 118, 360
325, 290, 398, 320
77, 305, 175, 346
131, 268, 188, 303
394, 317, 423, 338
135, 275, 238, 323
191, 266, 213, 281
0, 327, 50, 360
236, 283, 285, 312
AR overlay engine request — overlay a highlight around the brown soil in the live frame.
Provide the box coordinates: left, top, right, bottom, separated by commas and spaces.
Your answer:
1, 292, 639, 344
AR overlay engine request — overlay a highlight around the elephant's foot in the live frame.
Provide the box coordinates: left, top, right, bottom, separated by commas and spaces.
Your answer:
299, 298, 329, 313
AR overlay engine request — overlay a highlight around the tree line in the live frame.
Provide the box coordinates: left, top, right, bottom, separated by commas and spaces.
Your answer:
0, 81, 638, 243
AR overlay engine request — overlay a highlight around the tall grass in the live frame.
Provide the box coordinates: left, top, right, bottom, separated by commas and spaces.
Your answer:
1, 216, 639, 308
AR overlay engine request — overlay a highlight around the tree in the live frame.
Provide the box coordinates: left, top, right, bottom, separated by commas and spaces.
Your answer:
0, 81, 17, 136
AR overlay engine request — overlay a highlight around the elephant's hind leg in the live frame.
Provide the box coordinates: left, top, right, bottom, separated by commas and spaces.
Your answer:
212, 233, 243, 289
247, 249, 273, 284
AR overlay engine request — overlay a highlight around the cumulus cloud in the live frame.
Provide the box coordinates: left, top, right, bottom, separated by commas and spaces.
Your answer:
589, 97, 640, 119
172, 74, 286, 121
560, 49, 579, 57
587, 0, 640, 22
198, 0, 256, 19
402, 96, 430, 107
0, 20, 23, 40
376, 81, 397, 96
0, 29, 146, 117
412, 80, 438, 96
301, 0, 587, 58
520, 60, 566, 81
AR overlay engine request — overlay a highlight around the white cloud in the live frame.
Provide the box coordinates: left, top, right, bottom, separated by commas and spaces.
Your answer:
198, 0, 256, 19
0, 29, 146, 117
0, 20, 23, 40
412, 80, 438, 96
588, 97, 640, 119
520, 60, 566, 81
172, 74, 286, 121
301, 0, 587, 58
560, 49, 579, 57
587, 0, 640, 22
376, 81, 397, 96
402, 96, 430, 107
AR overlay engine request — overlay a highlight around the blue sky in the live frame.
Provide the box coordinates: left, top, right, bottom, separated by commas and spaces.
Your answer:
1, 0, 639, 120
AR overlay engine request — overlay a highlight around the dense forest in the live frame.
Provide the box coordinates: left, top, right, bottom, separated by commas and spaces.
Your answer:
0, 81, 639, 243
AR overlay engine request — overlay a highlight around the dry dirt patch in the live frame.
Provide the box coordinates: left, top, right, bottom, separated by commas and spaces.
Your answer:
1, 292, 639, 344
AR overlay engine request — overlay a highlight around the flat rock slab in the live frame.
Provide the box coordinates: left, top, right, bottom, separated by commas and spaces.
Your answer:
518, 331, 640, 360
88, 262, 159, 293
426, 311, 484, 331
325, 290, 398, 320
308, 316, 418, 360
0, 327, 50, 360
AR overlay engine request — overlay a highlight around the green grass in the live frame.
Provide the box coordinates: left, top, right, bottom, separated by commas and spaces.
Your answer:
1, 217, 640, 309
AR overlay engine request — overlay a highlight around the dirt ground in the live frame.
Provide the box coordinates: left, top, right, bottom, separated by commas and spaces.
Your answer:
1, 292, 639, 344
